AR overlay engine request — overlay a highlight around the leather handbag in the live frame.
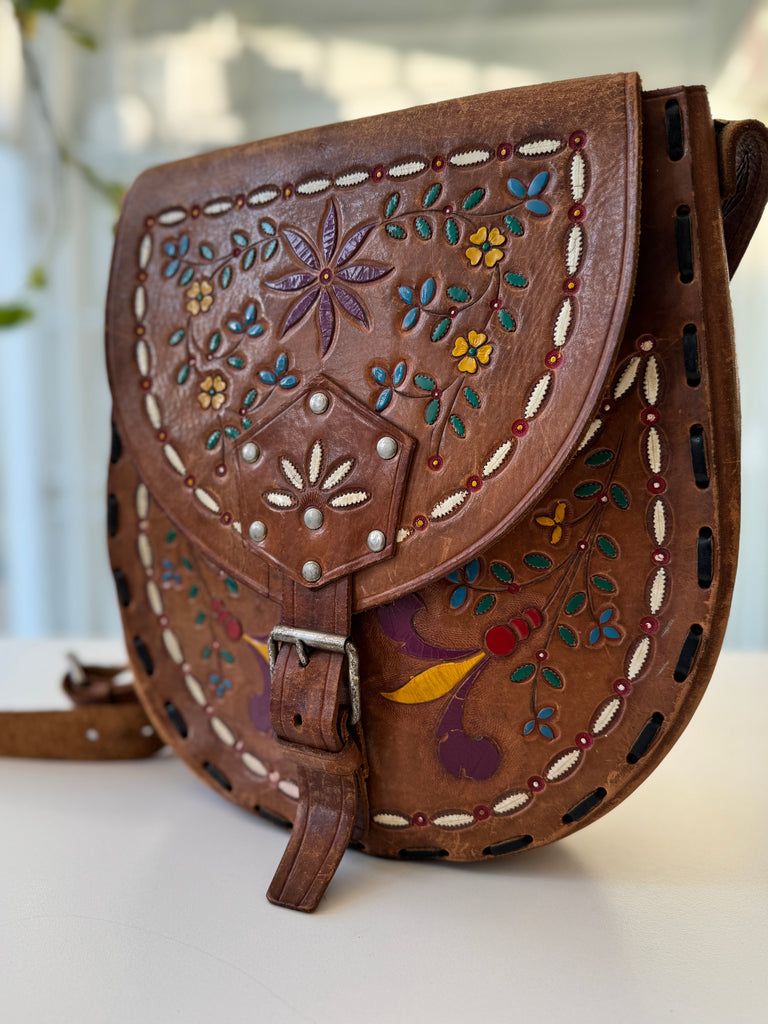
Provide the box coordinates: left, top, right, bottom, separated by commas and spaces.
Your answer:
5, 73, 768, 913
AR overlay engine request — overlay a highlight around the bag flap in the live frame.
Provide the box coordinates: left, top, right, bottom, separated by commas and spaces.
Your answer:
107, 72, 641, 611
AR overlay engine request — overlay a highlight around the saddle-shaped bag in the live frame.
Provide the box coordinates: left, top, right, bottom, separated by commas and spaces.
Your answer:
65, 74, 768, 910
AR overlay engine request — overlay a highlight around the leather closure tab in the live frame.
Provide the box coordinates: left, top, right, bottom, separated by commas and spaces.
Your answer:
235, 376, 414, 589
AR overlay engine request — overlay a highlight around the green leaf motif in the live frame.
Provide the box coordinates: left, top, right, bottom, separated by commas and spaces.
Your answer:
574, 481, 602, 499
445, 218, 459, 245
511, 663, 535, 682
504, 272, 528, 288
385, 193, 400, 217
414, 216, 432, 240
225, 577, 239, 595
504, 215, 523, 236
221, 650, 235, 664
447, 286, 470, 302
200, 244, 214, 261
463, 386, 480, 408
386, 224, 406, 240
591, 575, 616, 593
450, 414, 466, 438
208, 332, 222, 353
462, 188, 485, 210
611, 484, 630, 509
414, 373, 436, 392
431, 317, 451, 341
474, 594, 496, 615
224, 426, 240, 439
242, 248, 256, 271
177, 363, 190, 385
243, 389, 257, 409
195, 611, 206, 625
585, 449, 614, 467
425, 398, 440, 425
220, 266, 232, 288
241, 417, 252, 430
205, 429, 221, 450
227, 356, 245, 369
565, 591, 586, 615
423, 183, 442, 208
497, 309, 516, 332
232, 232, 248, 247
259, 220, 276, 236
597, 535, 618, 559
524, 553, 552, 570
179, 267, 194, 287
491, 562, 513, 584
263, 239, 277, 261
558, 625, 577, 647
542, 667, 563, 689
169, 329, 185, 346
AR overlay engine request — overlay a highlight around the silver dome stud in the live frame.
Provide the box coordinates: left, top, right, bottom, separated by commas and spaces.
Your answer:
303, 507, 324, 531
309, 392, 329, 415
241, 442, 260, 463
376, 436, 398, 460
301, 560, 322, 583
248, 520, 267, 542
367, 529, 386, 552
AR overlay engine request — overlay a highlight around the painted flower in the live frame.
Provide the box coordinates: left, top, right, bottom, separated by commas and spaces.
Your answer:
446, 558, 481, 609
589, 608, 621, 645
266, 197, 392, 356
186, 278, 214, 315
198, 375, 227, 410
465, 226, 506, 268
371, 360, 406, 411
536, 501, 567, 544
263, 439, 370, 513
523, 706, 556, 740
452, 331, 493, 373
258, 352, 299, 390
507, 172, 551, 215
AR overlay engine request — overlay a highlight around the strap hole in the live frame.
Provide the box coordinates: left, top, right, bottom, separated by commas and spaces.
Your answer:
132, 636, 154, 676
627, 711, 665, 763
674, 624, 704, 682
676, 205, 694, 283
483, 834, 533, 856
164, 700, 187, 738
107, 494, 119, 537
689, 425, 710, 488
203, 761, 232, 791
110, 423, 122, 464
293, 713, 303, 728
665, 99, 684, 160
682, 324, 701, 386
697, 527, 713, 588
562, 787, 607, 824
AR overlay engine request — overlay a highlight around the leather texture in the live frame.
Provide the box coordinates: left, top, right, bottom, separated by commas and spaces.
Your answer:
99, 76, 768, 910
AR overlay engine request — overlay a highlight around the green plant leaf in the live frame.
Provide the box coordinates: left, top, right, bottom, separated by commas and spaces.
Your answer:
611, 484, 630, 509
445, 218, 459, 245
597, 535, 618, 558
462, 188, 485, 210
414, 216, 432, 240
524, 553, 552, 570
205, 430, 221, 450
585, 449, 614, 467
504, 272, 527, 288
511, 663, 535, 682
491, 562, 513, 583
504, 215, 523, 236
463, 386, 480, 408
447, 285, 470, 302
450, 414, 466, 438
423, 183, 441, 208
591, 575, 616, 592
386, 223, 406, 239
474, 593, 496, 615
565, 591, 586, 615
414, 373, 436, 391
425, 398, 440, 425
542, 667, 563, 689
558, 625, 577, 647
497, 309, 516, 332
27, 264, 47, 289
385, 193, 400, 217
574, 481, 602, 499
431, 317, 451, 341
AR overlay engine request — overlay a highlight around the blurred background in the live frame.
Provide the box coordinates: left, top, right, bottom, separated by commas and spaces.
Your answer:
0, 0, 766, 646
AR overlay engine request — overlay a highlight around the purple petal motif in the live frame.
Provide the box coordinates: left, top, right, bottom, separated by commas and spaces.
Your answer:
321, 200, 338, 262
377, 593, 478, 661
317, 288, 336, 356
266, 271, 317, 292
280, 287, 320, 335
335, 223, 374, 266
332, 285, 369, 328
282, 228, 320, 269
336, 261, 392, 284
437, 661, 499, 780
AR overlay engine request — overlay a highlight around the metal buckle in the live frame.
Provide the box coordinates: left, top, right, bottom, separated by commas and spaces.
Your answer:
267, 626, 361, 726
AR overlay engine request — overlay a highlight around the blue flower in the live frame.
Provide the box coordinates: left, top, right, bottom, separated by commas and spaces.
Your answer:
507, 172, 551, 216
523, 706, 556, 739
160, 558, 182, 587
371, 360, 406, 411
208, 673, 233, 698
589, 608, 621, 645
162, 234, 189, 278
258, 352, 299, 389
226, 300, 264, 338
398, 277, 436, 331
446, 558, 481, 609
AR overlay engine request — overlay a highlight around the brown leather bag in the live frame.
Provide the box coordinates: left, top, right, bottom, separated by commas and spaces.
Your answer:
7, 73, 767, 913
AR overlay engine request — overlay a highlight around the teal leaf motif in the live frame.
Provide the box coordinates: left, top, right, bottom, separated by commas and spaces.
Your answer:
386, 224, 406, 239
242, 249, 256, 271
431, 317, 451, 341
490, 562, 513, 584
585, 449, 614, 467
208, 332, 222, 353
611, 484, 630, 509
462, 188, 485, 210
504, 215, 523, 236
524, 553, 552, 570
574, 481, 602, 499
200, 244, 214, 261
414, 216, 432, 240
205, 430, 221, 450
423, 183, 442, 208
565, 592, 586, 615
474, 594, 496, 615
220, 266, 232, 288
558, 625, 577, 647
414, 373, 436, 392
420, 278, 436, 305
385, 193, 400, 217
176, 364, 190, 385
497, 309, 516, 332
263, 239, 277, 261
504, 272, 527, 288
450, 414, 466, 438
597, 535, 618, 559
179, 267, 194, 287
542, 667, 563, 689
511, 663, 535, 682
425, 399, 440, 425
447, 286, 470, 302
224, 426, 240, 439
591, 575, 616, 593
463, 386, 480, 408
169, 329, 185, 346
445, 218, 459, 245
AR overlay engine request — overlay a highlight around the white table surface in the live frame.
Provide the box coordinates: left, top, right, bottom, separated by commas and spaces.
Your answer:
1, 639, 766, 1024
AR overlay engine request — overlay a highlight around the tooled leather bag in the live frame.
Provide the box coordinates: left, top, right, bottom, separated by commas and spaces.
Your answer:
22, 73, 768, 912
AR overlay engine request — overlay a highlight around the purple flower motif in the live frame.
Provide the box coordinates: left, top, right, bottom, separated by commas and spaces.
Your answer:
266, 198, 393, 356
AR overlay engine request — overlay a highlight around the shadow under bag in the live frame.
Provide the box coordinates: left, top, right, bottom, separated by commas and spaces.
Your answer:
4, 73, 766, 913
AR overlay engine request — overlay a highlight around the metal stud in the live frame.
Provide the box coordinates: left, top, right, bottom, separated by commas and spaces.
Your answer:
309, 392, 329, 415
302, 560, 322, 583
241, 442, 260, 463
376, 435, 398, 460
249, 520, 267, 542
367, 529, 386, 552
303, 507, 324, 531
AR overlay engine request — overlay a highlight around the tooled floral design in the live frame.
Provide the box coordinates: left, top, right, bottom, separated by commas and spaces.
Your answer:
266, 197, 393, 356
263, 439, 371, 514
186, 279, 214, 315
465, 226, 506, 268
197, 375, 227, 410
451, 331, 493, 373
535, 501, 567, 544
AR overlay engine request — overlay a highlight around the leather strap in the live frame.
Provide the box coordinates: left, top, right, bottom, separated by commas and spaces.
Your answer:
0, 661, 163, 760
716, 118, 768, 277
266, 577, 367, 911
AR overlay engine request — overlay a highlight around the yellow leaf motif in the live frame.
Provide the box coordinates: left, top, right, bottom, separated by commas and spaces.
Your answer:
381, 652, 486, 704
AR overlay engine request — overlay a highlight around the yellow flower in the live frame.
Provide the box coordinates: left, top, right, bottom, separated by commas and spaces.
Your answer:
452, 331, 493, 374
535, 501, 567, 544
465, 226, 506, 268
197, 375, 227, 410
186, 279, 214, 315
